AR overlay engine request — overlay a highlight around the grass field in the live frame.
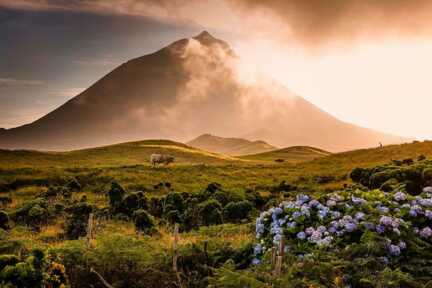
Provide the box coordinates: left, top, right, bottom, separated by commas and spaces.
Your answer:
1, 139, 432, 287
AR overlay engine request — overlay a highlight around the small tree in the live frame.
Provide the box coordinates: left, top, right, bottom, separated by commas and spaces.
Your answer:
28, 205, 47, 232
108, 181, 125, 212
198, 199, 222, 226
223, 200, 253, 223
65, 202, 92, 240
133, 209, 156, 234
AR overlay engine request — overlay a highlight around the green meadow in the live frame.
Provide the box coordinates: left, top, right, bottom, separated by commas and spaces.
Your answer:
1, 139, 432, 287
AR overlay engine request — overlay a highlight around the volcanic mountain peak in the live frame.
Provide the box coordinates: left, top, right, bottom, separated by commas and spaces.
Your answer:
0, 32, 409, 151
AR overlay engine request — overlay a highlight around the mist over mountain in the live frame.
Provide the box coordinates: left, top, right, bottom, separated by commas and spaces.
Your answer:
0, 31, 408, 152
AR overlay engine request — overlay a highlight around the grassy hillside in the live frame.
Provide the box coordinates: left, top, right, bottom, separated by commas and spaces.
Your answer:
186, 134, 276, 156
0, 139, 238, 169
1, 140, 432, 287
241, 145, 330, 163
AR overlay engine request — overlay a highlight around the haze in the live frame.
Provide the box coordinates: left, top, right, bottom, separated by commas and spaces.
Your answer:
1, 0, 432, 140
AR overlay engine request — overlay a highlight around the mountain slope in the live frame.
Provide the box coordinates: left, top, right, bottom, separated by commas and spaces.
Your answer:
241, 146, 330, 163
0, 31, 409, 152
187, 134, 276, 156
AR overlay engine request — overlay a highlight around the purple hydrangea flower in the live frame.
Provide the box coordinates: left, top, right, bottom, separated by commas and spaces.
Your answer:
252, 258, 261, 265
388, 244, 401, 256
292, 211, 302, 219
355, 212, 365, 220
377, 206, 390, 213
380, 216, 393, 226
345, 222, 357, 232
352, 196, 367, 206
398, 241, 407, 250
376, 225, 385, 234
363, 222, 375, 231
394, 191, 407, 202
305, 227, 315, 235
423, 187, 432, 193
310, 230, 322, 242
420, 227, 432, 238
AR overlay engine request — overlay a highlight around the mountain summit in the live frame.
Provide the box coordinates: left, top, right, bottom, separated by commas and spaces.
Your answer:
0, 31, 408, 151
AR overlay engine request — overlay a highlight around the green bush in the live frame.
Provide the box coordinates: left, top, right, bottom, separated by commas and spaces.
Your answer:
133, 209, 156, 234
108, 181, 125, 211
198, 199, 222, 226
27, 204, 48, 231
423, 168, 432, 182
64, 202, 92, 239
223, 200, 253, 223
0, 211, 10, 230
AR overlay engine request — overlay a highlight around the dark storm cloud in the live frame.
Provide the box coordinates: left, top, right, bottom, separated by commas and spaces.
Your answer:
230, 0, 432, 45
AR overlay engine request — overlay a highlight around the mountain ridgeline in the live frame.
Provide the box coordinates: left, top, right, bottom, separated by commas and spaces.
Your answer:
0, 31, 408, 152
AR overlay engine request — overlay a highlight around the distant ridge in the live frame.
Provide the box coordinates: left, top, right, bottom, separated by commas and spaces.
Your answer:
241, 146, 331, 163
187, 134, 276, 156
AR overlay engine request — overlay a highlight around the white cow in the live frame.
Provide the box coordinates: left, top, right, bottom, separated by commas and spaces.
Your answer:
150, 154, 175, 167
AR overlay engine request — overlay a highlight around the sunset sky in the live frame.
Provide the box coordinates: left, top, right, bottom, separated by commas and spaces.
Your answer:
1, 0, 432, 139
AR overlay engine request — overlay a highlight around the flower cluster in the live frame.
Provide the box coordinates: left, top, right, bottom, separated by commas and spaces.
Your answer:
253, 187, 432, 265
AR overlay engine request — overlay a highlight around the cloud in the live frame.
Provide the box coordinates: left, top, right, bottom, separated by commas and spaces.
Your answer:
0, 78, 44, 87
230, 0, 432, 47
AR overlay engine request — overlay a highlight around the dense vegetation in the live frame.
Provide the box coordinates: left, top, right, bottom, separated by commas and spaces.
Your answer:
1, 140, 432, 287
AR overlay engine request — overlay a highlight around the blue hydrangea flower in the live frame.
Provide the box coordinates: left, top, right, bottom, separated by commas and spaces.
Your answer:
345, 222, 357, 232
296, 194, 310, 204
297, 231, 306, 240
254, 244, 263, 255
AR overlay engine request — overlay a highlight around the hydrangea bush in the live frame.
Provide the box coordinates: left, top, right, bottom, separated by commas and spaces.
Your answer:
253, 187, 432, 270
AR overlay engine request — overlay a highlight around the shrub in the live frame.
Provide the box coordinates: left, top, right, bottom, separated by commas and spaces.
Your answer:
133, 209, 156, 234
108, 181, 125, 211
206, 182, 222, 193
120, 192, 140, 216
0, 210, 10, 230
380, 178, 399, 192
198, 200, 222, 226
65, 202, 92, 239
66, 178, 81, 191
350, 167, 371, 185
28, 204, 48, 231
223, 200, 253, 223
423, 168, 432, 182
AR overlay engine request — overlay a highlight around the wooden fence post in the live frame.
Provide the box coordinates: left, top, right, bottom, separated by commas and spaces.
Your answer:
172, 224, 184, 288
86, 213, 94, 248
274, 238, 284, 277
271, 247, 276, 270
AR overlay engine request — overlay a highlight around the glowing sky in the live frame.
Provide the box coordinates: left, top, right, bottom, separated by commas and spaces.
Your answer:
1, 0, 432, 139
